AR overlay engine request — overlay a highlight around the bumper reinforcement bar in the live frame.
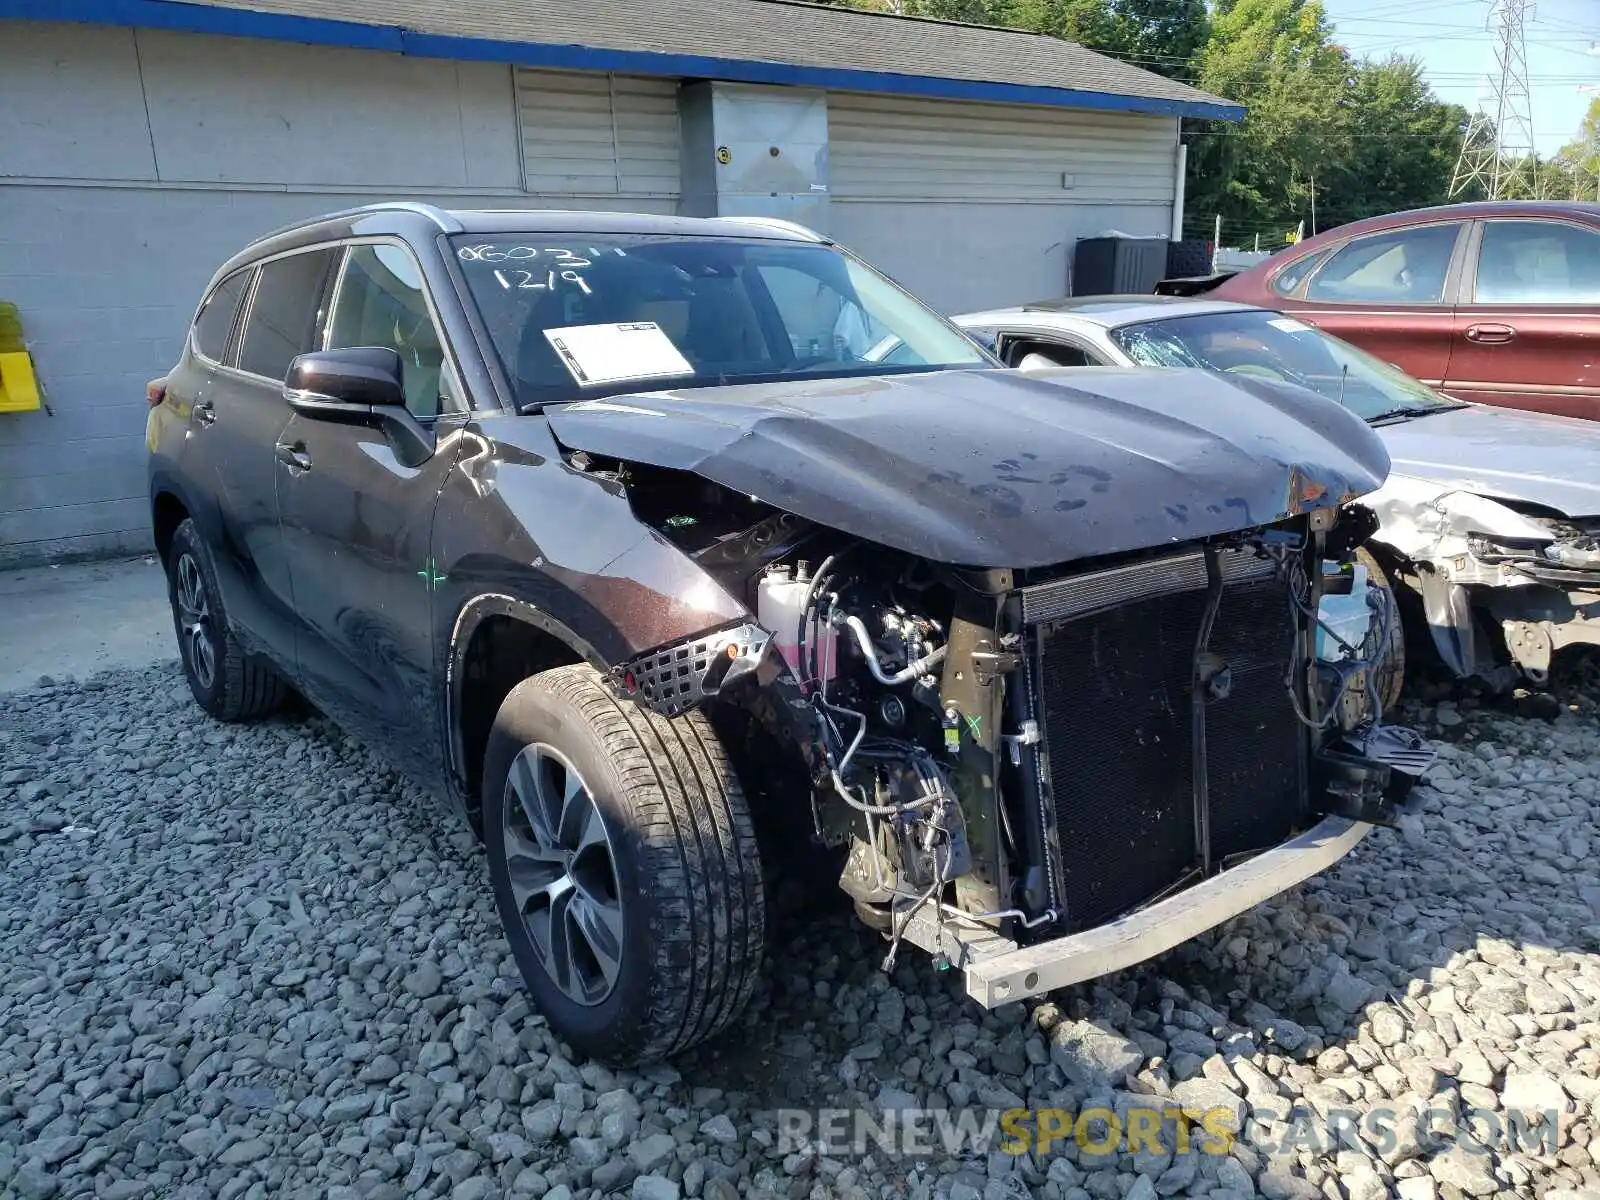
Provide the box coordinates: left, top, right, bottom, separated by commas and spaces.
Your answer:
932, 815, 1374, 1007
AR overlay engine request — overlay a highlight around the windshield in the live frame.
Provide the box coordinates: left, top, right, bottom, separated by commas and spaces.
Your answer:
449, 233, 993, 405
1110, 309, 1461, 421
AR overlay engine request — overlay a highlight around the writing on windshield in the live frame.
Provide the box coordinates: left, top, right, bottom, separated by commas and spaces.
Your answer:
450, 233, 990, 405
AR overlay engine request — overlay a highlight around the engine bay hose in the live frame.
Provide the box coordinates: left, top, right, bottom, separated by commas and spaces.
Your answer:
841, 615, 949, 686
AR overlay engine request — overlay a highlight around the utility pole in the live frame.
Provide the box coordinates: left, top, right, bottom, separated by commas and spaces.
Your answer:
1450, 0, 1540, 200
1583, 80, 1600, 203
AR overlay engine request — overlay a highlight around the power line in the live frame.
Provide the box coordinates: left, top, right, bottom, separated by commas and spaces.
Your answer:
1451, 0, 1542, 199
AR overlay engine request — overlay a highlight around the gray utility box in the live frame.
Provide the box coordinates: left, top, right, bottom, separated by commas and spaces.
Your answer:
1072, 236, 1171, 296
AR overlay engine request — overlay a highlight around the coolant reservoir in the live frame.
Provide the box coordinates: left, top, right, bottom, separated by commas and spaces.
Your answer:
1317, 564, 1371, 661
758, 565, 836, 684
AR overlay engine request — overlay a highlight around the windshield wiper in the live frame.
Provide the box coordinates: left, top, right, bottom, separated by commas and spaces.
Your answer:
1368, 403, 1465, 423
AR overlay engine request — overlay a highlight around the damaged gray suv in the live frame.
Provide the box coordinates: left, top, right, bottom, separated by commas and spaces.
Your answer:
147, 204, 1430, 1065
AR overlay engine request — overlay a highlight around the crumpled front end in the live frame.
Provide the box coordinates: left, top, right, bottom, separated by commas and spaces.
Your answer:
574, 369, 1425, 1009
601, 480, 1430, 1007
1365, 474, 1600, 685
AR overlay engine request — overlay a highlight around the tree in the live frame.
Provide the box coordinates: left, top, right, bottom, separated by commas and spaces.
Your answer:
1551, 96, 1600, 201
1185, 0, 1353, 238
902, 0, 1001, 20
1098, 0, 1210, 76
1318, 56, 1472, 228
997, 0, 1208, 78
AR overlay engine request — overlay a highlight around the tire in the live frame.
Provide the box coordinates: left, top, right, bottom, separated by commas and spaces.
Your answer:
483, 664, 765, 1065
1357, 547, 1406, 713
166, 519, 287, 721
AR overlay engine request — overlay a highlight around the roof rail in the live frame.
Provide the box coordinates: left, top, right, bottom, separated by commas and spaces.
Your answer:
724, 216, 826, 242
332, 201, 463, 232
257, 201, 463, 242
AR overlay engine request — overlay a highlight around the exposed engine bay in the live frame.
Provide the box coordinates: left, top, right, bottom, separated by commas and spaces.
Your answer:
597, 459, 1433, 999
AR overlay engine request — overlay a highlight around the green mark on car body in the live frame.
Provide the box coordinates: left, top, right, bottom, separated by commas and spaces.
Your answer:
417, 558, 448, 591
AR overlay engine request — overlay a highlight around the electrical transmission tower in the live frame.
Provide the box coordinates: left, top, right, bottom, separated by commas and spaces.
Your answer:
1450, 0, 1540, 200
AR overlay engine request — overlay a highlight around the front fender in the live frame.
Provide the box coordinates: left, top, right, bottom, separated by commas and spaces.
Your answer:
431, 415, 754, 805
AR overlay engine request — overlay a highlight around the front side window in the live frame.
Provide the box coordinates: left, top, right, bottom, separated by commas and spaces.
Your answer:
1111, 309, 1460, 422
1475, 220, 1600, 304
326, 245, 449, 418
238, 249, 338, 381
449, 234, 994, 405
1306, 224, 1461, 305
192, 270, 251, 363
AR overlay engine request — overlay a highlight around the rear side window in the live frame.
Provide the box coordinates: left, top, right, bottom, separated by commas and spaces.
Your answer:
1269, 249, 1329, 298
1475, 220, 1600, 303
1306, 224, 1461, 305
238, 249, 338, 381
192, 270, 250, 363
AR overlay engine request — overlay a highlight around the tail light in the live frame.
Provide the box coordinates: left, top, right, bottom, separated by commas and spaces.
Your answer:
146, 378, 168, 408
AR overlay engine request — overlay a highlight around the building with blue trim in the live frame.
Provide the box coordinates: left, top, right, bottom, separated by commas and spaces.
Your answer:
0, 0, 1238, 563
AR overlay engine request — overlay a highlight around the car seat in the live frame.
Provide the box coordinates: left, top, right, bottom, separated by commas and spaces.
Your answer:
1476, 236, 1528, 301
684, 283, 765, 366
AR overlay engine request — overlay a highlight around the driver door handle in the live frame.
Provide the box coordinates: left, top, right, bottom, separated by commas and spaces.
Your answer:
274, 442, 312, 472
1465, 323, 1516, 345
192, 398, 216, 426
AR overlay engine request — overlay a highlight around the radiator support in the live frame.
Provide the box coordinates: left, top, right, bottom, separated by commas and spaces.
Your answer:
1014, 547, 1308, 934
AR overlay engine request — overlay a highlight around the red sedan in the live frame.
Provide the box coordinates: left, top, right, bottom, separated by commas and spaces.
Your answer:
1212, 201, 1600, 420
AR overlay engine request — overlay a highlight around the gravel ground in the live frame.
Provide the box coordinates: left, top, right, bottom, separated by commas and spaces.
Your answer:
3, 659, 1600, 1200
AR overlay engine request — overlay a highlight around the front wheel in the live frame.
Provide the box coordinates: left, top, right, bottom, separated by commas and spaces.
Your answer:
483, 665, 765, 1065
1358, 547, 1406, 713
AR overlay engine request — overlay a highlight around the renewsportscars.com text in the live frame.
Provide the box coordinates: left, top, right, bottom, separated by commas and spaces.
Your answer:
773, 1104, 1562, 1159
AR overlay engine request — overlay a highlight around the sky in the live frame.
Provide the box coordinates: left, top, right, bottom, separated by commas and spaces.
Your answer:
1321, 0, 1598, 155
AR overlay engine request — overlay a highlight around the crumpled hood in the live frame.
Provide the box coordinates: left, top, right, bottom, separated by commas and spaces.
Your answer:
546, 367, 1389, 568
1376, 403, 1600, 517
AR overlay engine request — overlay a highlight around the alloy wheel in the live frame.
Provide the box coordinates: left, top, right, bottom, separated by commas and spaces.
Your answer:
501, 744, 626, 1006
175, 552, 216, 691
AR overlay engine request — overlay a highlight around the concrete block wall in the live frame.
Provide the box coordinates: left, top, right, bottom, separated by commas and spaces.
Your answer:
0, 21, 668, 567
1, 17, 1181, 566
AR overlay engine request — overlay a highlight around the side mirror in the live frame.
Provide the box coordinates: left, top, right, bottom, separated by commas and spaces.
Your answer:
284, 347, 434, 464
285, 346, 406, 411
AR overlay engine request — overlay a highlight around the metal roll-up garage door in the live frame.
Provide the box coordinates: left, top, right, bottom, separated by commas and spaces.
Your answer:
827, 92, 1179, 313
515, 68, 681, 209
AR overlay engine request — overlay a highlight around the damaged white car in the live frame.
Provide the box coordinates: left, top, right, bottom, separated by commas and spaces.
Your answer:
953, 297, 1600, 691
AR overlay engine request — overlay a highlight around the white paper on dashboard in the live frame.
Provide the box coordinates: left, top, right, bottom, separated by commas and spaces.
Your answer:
542, 322, 693, 387
1267, 317, 1313, 334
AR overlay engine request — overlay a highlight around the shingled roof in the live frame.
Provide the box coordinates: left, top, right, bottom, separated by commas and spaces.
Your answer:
30, 0, 1242, 120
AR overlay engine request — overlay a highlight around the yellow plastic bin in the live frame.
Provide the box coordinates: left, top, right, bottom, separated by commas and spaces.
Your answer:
0, 301, 42, 413
0, 350, 40, 416
0, 350, 40, 413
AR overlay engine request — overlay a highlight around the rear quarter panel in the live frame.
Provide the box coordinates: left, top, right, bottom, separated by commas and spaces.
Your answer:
146, 350, 214, 547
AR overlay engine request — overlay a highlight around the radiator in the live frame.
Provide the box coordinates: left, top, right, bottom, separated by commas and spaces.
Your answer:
1021, 551, 1307, 932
